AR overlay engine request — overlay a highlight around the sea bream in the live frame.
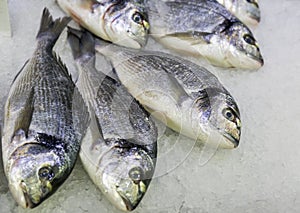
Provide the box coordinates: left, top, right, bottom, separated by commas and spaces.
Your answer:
1, 8, 89, 208
57, 0, 150, 49
67, 28, 157, 211
216, 0, 260, 26
145, 0, 263, 69
95, 40, 241, 149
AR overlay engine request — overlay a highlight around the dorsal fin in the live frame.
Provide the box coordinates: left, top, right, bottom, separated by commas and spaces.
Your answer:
52, 51, 73, 81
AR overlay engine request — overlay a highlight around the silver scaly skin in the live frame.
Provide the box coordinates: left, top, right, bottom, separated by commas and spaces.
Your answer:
95, 40, 241, 149
57, 0, 150, 49
1, 8, 89, 208
145, 0, 263, 69
216, 0, 260, 26
67, 29, 157, 211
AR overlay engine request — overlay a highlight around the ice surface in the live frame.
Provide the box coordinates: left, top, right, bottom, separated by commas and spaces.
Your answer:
1, 0, 300, 212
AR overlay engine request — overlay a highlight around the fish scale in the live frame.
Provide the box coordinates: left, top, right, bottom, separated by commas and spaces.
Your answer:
151, 0, 236, 33
96, 40, 241, 148
94, 78, 137, 140
23, 48, 75, 141
2, 8, 89, 209
67, 29, 157, 211
145, 0, 263, 69
57, 0, 149, 48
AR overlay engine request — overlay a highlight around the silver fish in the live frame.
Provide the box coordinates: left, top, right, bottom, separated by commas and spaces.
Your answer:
95, 40, 241, 149
216, 0, 260, 26
57, 0, 150, 49
145, 0, 263, 69
67, 28, 157, 211
1, 8, 89, 208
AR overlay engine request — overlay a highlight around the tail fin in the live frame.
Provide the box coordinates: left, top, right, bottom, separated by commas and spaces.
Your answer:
36, 8, 71, 46
67, 27, 96, 64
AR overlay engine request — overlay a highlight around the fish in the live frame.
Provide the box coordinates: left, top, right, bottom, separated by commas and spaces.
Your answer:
1, 8, 89, 208
145, 0, 263, 69
67, 28, 157, 211
216, 0, 260, 26
95, 39, 241, 149
57, 0, 150, 49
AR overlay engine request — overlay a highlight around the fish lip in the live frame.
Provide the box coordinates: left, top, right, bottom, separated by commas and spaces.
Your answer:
251, 14, 260, 23
132, 35, 147, 48
246, 52, 264, 67
23, 191, 37, 208
127, 30, 148, 48
223, 132, 239, 148
247, 13, 261, 24
20, 182, 38, 208
118, 193, 137, 211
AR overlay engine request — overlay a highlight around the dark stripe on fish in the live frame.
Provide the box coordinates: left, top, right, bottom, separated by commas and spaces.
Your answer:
104, 0, 127, 18
35, 133, 68, 152
193, 89, 211, 118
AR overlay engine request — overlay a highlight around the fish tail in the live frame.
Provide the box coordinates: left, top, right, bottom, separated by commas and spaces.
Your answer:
67, 27, 95, 63
36, 8, 71, 46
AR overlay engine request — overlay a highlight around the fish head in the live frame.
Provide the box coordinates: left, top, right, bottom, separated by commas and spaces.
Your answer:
99, 143, 155, 211
205, 89, 241, 149
6, 135, 69, 208
236, 0, 260, 25
222, 22, 263, 69
105, 2, 150, 49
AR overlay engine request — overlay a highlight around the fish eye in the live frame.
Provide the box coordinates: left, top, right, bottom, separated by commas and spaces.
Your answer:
129, 167, 144, 183
38, 167, 54, 181
132, 12, 143, 24
222, 108, 235, 121
243, 34, 256, 46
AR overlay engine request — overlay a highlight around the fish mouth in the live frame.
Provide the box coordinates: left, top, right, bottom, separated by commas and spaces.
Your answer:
223, 132, 239, 148
246, 52, 264, 68
19, 181, 39, 208
249, 14, 261, 23
126, 25, 149, 48
246, 11, 261, 24
23, 191, 37, 208
116, 182, 145, 211
129, 32, 148, 48
119, 194, 137, 211
116, 33, 147, 49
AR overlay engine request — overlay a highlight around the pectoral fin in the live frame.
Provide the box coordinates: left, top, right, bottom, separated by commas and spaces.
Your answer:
164, 31, 211, 45
5, 88, 34, 141
165, 72, 189, 106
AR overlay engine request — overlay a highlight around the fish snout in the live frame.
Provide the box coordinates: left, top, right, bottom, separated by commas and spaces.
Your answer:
225, 121, 241, 148
20, 181, 41, 208
118, 180, 147, 211
8, 180, 38, 208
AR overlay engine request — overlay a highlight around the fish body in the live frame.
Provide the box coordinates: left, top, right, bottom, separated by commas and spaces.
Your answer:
2, 8, 89, 208
95, 41, 241, 149
67, 29, 157, 211
57, 0, 150, 49
216, 0, 260, 26
145, 0, 263, 69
